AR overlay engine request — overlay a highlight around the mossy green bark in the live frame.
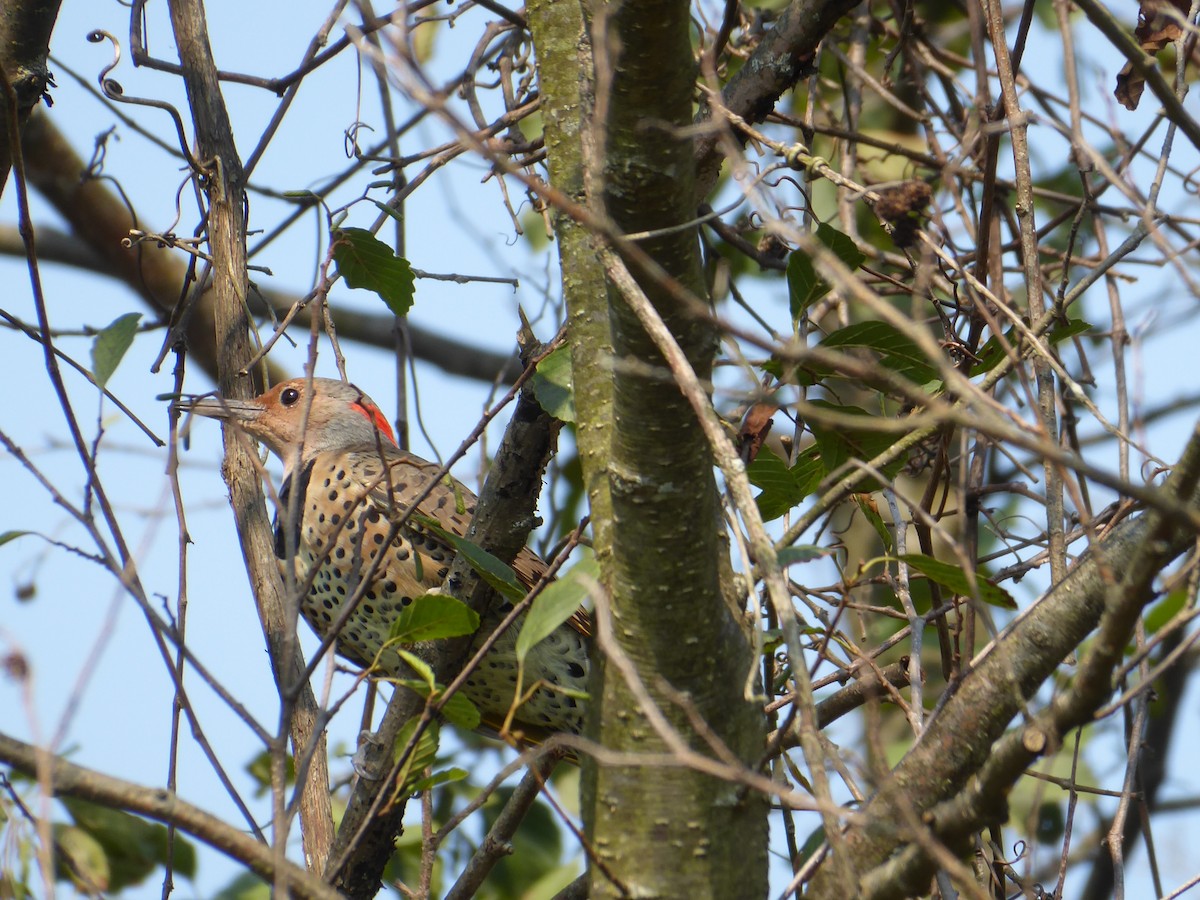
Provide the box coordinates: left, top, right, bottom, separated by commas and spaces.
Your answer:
529, 0, 768, 895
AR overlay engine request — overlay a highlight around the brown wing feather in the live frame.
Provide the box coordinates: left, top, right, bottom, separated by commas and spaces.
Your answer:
360, 447, 592, 637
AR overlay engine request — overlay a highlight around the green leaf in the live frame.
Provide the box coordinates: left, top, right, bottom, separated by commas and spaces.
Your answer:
212, 871, 271, 900
91, 313, 141, 388
816, 221, 866, 271
54, 824, 110, 891
387, 594, 481, 643
897, 553, 1016, 610
531, 345, 575, 423
60, 797, 196, 890
409, 767, 468, 793
746, 445, 824, 521
786, 224, 865, 322
795, 823, 827, 869
1051, 318, 1093, 341
393, 718, 441, 798
791, 450, 825, 497
0, 530, 32, 547
807, 401, 908, 491
971, 318, 1093, 377
416, 517, 527, 602
332, 227, 416, 316
395, 648, 436, 688
516, 557, 597, 666
775, 545, 834, 566
395, 663, 482, 731
820, 321, 939, 386
854, 495, 894, 553
480, 791, 565, 891
1145, 588, 1187, 634
244, 750, 295, 798
439, 690, 482, 731
786, 250, 823, 321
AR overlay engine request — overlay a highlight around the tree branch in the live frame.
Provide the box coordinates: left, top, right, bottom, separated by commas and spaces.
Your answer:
165, 0, 334, 878
693, 0, 860, 200
580, 0, 770, 894
0, 730, 341, 900
0, 0, 61, 196
12, 118, 521, 387
443, 753, 561, 900
328, 334, 561, 898
808, 422, 1200, 898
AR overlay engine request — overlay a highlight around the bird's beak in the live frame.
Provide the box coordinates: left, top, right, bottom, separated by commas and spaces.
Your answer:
184, 395, 265, 426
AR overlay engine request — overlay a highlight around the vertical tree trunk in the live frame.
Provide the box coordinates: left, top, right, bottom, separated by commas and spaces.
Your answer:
561, 0, 769, 894
166, 0, 335, 876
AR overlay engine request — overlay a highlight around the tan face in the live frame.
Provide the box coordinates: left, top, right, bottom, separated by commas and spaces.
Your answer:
188, 377, 396, 465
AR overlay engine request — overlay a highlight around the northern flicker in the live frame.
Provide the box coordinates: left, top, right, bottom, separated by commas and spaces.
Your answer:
188, 377, 589, 741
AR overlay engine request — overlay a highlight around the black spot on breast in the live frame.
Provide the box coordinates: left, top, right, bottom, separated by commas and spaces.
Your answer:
567, 662, 585, 678
275, 459, 315, 560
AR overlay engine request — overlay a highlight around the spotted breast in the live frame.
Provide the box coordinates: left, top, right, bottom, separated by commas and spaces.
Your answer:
188, 377, 590, 741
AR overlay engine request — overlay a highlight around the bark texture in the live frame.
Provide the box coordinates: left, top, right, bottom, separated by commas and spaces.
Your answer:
582, 1, 769, 895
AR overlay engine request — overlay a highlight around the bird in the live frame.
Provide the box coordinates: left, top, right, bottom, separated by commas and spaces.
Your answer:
187, 376, 589, 743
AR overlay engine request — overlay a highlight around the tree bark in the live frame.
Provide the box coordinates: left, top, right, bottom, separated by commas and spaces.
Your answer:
580, 1, 769, 895
0, 0, 61, 196
165, 0, 335, 878
807, 424, 1200, 898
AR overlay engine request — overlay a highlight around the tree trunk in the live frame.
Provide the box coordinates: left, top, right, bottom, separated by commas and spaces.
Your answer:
553, 0, 771, 894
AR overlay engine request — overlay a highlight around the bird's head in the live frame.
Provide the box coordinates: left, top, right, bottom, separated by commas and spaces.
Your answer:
187, 377, 396, 471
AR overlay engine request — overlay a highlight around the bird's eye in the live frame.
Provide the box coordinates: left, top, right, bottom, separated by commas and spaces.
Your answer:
280, 387, 300, 406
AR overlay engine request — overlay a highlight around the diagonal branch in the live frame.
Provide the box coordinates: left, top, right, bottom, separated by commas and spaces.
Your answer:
0, 730, 341, 900
13, 117, 521, 387
808, 422, 1200, 898
693, 0, 860, 199
327, 334, 561, 898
